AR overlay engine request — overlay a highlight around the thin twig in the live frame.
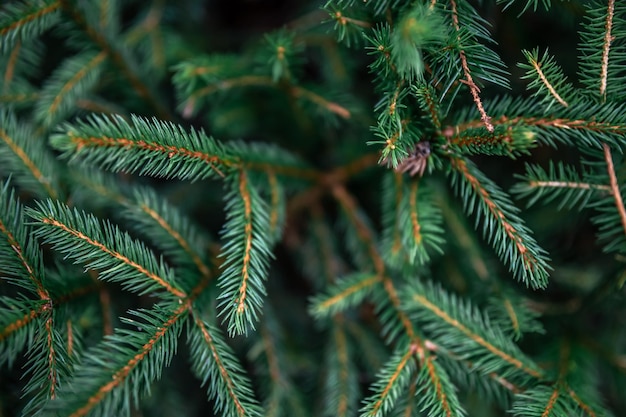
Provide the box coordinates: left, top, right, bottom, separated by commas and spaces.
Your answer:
600, 0, 615, 99
603, 143, 626, 237
449, 0, 493, 132
529, 56, 569, 107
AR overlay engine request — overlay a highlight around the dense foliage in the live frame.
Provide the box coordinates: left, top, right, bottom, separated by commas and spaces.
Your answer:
1, 0, 625, 416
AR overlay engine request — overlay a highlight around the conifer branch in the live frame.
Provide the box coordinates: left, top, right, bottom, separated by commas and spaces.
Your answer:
3, 39, 20, 87
0, 0, 60, 51
0, 91, 38, 105
57, 0, 170, 120
0, 185, 62, 402
417, 353, 463, 417
528, 180, 609, 192
237, 172, 254, 314
449, 0, 493, 132
0, 1, 60, 35
41, 214, 186, 297
29, 200, 186, 298
435, 191, 489, 281
333, 321, 351, 417
600, 0, 615, 99
96, 281, 113, 336
361, 343, 419, 417
183, 74, 350, 120
0, 223, 45, 300
413, 292, 540, 377
527, 52, 569, 107
0, 130, 53, 196
52, 114, 233, 180
322, 317, 359, 417
310, 274, 382, 319
140, 202, 210, 277
3, 1, 626, 414
331, 183, 418, 341
37, 50, 107, 127
0, 307, 39, 343
602, 143, 626, 238
452, 115, 626, 137
267, 170, 281, 238
408, 180, 423, 246
0, 112, 59, 198
122, 186, 214, 282
331, 184, 385, 276
449, 156, 550, 288
218, 170, 272, 336
188, 313, 263, 417
406, 283, 544, 381
63, 303, 188, 417
261, 324, 283, 387
568, 388, 599, 417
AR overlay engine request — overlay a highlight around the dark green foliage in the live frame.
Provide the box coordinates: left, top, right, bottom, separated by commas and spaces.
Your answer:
1, 1, 626, 417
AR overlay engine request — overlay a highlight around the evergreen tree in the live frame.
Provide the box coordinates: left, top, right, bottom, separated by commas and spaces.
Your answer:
1, 0, 625, 416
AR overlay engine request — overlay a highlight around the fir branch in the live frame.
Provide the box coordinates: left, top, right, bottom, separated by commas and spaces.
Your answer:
255, 309, 310, 417
21, 309, 66, 412
57, 0, 169, 119
511, 386, 570, 417
217, 170, 273, 336
579, 0, 626, 101
403, 281, 544, 382
51, 303, 188, 417
122, 186, 213, 281
0, 110, 61, 198
380, 172, 405, 269
331, 183, 419, 342
3, 39, 21, 87
600, 0, 614, 99
332, 184, 386, 276
266, 170, 282, 241
229, 140, 317, 182
486, 291, 544, 341
602, 143, 626, 240
323, 318, 359, 417
415, 84, 442, 132
447, 125, 538, 158
449, 0, 494, 132
435, 190, 489, 281
449, 156, 550, 288
360, 342, 418, 417
0, 184, 60, 406
35, 49, 107, 127
0, 182, 47, 296
415, 353, 466, 417
1, 37, 44, 84
188, 313, 263, 417
28, 199, 186, 298
327, 8, 371, 47
309, 273, 382, 320
401, 178, 445, 265
0, 89, 38, 107
181, 74, 351, 120
521, 48, 571, 108
512, 161, 609, 210
0, 297, 41, 364
51, 114, 232, 180
0, 0, 61, 53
